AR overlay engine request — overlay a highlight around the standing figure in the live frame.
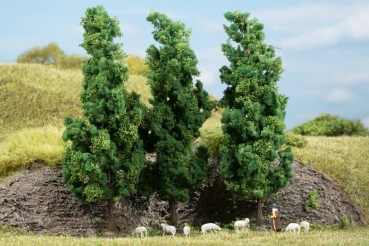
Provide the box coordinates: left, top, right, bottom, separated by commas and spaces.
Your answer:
270, 203, 282, 232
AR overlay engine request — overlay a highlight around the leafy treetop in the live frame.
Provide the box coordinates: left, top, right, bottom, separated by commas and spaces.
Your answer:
139, 10, 214, 204
61, 5, 145, 203
219, 10, 294, 202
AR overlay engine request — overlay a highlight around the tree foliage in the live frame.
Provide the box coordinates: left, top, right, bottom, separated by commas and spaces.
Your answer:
291, 113, 369, 136
61, 6, 145, 230
218, 11, 294, 226
139, 10, 214, 225
17, 43, 87, 69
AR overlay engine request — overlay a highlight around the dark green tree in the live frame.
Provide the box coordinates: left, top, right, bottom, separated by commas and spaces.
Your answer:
219, 11, 294, 228
291, 113, 369, 136
139, 10, 214, 226
61, 6, 145, 232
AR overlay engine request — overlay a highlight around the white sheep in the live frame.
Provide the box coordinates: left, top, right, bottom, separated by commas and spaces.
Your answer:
285, 223, 301, 235
183, 225, 190, 237
300, 221, 310, 233
133, 226, 148, 237
201, 223, 221, 234
161, 223, 176, 236
234, 218, 250, 233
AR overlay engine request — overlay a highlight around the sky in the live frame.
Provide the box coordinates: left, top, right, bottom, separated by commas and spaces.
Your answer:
1, 0, 369, 130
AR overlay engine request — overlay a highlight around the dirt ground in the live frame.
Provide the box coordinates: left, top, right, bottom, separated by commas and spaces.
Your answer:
0, 159, 366, 236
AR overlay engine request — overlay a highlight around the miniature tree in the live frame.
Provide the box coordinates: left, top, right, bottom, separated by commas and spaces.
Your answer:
139, 10, 214, 226
61, 6, 145, 232
219, 11, 294, 228
17, 43, 65, 65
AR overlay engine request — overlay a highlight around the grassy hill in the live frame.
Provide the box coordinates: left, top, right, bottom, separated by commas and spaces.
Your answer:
0, 63, 220, 138
0, 63, 151, 136
0, 63, 368, 223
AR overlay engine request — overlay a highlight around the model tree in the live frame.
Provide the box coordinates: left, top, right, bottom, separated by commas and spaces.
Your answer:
139, 10, 214, 226
17, 43, 64, 65
219, 11, 294, 228
61, 6, 145, 232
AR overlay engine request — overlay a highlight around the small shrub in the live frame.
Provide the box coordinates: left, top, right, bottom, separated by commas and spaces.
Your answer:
304, 189, 319, 212
221, 221, 235, 230
285, 131, 308, 148
339, 214, 350, 229
147, 226, 164, 236
291, 113, 369, 136
17, 43, 87, 70
17, 43, 65, 65
98, 229, 109, 236
200, 127, 224, 156
91, 217, 101, 224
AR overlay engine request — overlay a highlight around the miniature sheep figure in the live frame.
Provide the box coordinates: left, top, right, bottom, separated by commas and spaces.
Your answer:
133, 226, 148, 237
201, 223, 221, 234
285, 223, 301, 235
183, 225, 190, 237
161, 223, 176, 236
234, 218, 250, 233
300, 221, 310, 233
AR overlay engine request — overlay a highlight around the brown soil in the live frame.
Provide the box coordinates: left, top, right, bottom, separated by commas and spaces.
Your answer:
0, 159, 366, 236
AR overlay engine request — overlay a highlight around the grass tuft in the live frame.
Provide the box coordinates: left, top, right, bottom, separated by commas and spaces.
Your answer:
0, 125, 66, 177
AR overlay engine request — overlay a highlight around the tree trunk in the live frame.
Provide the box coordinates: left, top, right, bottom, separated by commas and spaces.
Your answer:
107, 170, 117, 233
107, 197, 117, 232
169, 198, 178, 227
256, 198, 263, 229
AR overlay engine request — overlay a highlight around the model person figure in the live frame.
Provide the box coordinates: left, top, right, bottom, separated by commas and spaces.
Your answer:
271, 203, 282, 232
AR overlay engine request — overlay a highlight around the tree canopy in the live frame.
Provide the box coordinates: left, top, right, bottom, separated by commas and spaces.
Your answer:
218, 10, 294, 227
138, 10, 214, 226
61, 5, 146, 231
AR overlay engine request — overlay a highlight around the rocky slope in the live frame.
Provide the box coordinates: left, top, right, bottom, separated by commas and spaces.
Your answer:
0, 159, 366, 236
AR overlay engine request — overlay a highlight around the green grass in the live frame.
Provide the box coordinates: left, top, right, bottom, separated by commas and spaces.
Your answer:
0, 227, 368, 245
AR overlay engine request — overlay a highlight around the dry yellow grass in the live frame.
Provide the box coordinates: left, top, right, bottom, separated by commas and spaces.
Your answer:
0, 63, 82, 136
0, 125, 66, 177
125, 55, 149, 75
201, 108, 223, 133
